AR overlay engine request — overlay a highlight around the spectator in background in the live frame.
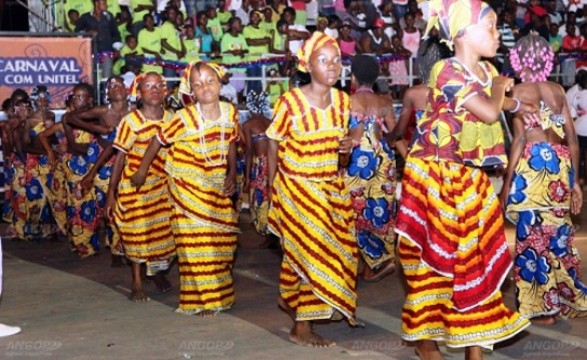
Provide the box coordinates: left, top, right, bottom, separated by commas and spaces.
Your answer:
244, 10, 271, 94
319, 0, 336, 16
76, 0, 121, 79
117, 6, 133, 43
282, 7, 309, 55
65, 9, 80, 32
338, 21, 356, 57
207, 6, 225, 44
324, 14, 341, 39
401, 12, 421, 57
562, 22, 581, 86
290, 0, 310, 25
158, 0, 188, 19
401, 0, 426, 31
195, 11, 217, 60
138, 14, 164, 74
546, 0, 563, 26
569, 69, 587, 186
359, 18, 391, 55
160, 6, 186, 85
549, 23, 563, 53
221, 17, 249, 97
131, 0, 156, 36
379, 1, 398, 40
497, 10, 519, 74
107, 0, 122, 18
64, 0, 93, 32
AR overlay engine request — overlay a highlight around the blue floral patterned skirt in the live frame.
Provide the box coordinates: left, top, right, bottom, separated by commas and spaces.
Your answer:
506, 141, 587, 318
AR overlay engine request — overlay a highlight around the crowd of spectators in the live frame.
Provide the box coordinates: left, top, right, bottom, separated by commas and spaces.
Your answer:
59, 0, 587, 99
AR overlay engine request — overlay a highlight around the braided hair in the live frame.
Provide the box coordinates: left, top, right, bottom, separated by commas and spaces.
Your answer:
509, 34, 554, 83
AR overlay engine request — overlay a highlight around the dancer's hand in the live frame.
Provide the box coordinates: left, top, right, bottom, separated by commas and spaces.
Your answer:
338, 136, 352, 154
493, 76, 515, 92
103, 193, 116, 223
498, 185, 510, 212
79, 174, 94, 194
223, 176, 236, 196
571, 182, 583, 215
130, 171, 146, 190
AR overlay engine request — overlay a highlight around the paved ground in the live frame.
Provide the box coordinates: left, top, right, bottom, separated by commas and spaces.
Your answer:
1, 205, 587, 360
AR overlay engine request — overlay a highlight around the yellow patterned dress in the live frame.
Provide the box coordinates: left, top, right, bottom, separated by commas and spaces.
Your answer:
157, 102, 240, 315
113, 109, 176, 275
396, 59, 529, 348
506, 103, 587, 319
267, 87, 358, 323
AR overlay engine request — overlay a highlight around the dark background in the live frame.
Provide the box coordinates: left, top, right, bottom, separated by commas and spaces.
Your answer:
1, 0, 30, 31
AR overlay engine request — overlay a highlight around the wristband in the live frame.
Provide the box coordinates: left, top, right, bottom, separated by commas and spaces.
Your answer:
510, 98, 521, 113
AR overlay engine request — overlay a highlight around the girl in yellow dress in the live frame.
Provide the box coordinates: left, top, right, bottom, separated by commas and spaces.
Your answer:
267, 32, 356, 348
132, 61, 239, 317
104, 73, 176, 302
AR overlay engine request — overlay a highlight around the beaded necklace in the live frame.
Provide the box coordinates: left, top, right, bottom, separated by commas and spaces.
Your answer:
196, 102, 227, 166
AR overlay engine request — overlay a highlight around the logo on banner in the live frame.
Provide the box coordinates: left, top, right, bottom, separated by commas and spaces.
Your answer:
0, 57, 83, 86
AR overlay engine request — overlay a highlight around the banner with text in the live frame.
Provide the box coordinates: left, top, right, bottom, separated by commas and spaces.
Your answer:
0, 35, 93, 109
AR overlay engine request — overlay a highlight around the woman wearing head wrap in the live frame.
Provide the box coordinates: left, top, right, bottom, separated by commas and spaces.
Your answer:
344, 55, 397, 282
501, 34, 587, 325
267, 32, 356, 347
132, 61, 240, 316
393, 0, 532, 358
103, 72, 176, 302
242, 91, 274, 245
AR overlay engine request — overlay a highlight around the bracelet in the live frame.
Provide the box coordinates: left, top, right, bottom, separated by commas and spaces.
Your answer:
510, 98, 521, 113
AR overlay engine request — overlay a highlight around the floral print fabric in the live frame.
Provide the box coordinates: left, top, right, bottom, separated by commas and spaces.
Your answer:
344, 113, 396, 269
506, 141, 587, 318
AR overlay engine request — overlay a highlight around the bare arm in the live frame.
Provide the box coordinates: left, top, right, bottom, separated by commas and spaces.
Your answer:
561, 92, 583, 214
63, 113, 90, 155
68, 107, 112, 135
243, 125, 254, 191
224, 142, 237, 196
267, 139, 278, 204
104, 151, 126, 222
38, 123, 63, 168
130, 136, 163, 189
499, 115, 526, 209
461, 76, 513, 124
80, 144, 115, 193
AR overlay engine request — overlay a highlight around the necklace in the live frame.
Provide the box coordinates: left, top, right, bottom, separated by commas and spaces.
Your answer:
355, 87, 374, 94
196, 102, 227, 167
451, 57, 490, 86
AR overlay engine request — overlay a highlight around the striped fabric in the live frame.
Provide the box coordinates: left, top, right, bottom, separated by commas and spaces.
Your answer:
267, 87, 358, 324
157, 102, 240, 315
113, 110, 176, 275
396, 157, 530, 347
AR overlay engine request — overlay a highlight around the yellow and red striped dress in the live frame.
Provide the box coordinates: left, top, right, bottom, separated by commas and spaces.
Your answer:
157, 101, 240, 315
267, 87, 358, 323
113, 109, 175, 275
396, 59, 529, 348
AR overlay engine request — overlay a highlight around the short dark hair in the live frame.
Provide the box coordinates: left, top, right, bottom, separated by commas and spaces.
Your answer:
73, 82, 95, 100
351, 55, 379, 85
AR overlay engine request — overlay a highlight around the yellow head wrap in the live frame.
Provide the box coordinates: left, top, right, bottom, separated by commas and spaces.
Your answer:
128, 73, 147, 99
424, 0, 491, 50
296, 31, 340, 73
178, 61, 227, 96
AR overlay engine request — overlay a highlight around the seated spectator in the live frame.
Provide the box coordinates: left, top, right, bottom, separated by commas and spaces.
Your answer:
324, 14, 341, 39
338, 21, 356, 57
113, 34, 143, 75
401, 0, 426, 31
131, 0, 156, 36
282, 7, 309, 55
359, 18, 391, 55
378, 1, 398, 40
339, 1, 367, 41
182, 24, 200, 63
549, 23, 563, 53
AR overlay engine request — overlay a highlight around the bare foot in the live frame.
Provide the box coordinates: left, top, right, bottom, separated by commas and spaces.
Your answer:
198, 310, 218, 318
129, 287, 150, 302
531, 315, 557, 325
151, 273, 172, 293
278, 297, 296, 321
363, 260, 396, 282
110, 254, 126, 268
289, 321, 335, 348
465, 346, 483, 360
415, 340, 444, 360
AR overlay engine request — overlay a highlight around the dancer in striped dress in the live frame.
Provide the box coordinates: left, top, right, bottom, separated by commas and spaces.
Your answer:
105, 72, 176, 302
133, 61, 239, 316
394, 1, 531, 359
267, 32, 357, 348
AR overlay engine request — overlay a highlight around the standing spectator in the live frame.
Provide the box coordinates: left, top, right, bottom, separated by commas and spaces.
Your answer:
497, 10, 519, 74
221, 17, 250, 96
131, 0, 156, 36
562, 23, 581, 86
244, 10, 271, 93
138, 14, 163, 74
207, 6, 225, 44
160, 6, 186, 85
401, 12, 420, 57
195, 11, 218, 60
282, 7, 310, 55
64, 0, 93, 32
75, 0, 121, 80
